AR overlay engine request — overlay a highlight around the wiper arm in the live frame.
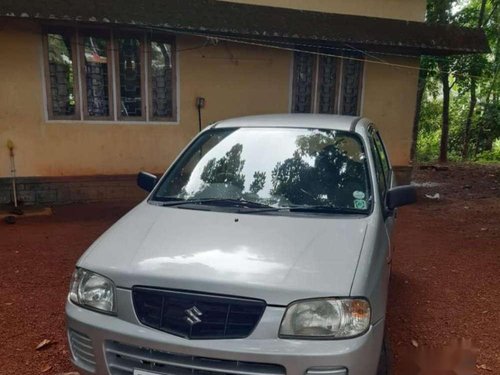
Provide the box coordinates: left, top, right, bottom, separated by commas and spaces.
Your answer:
288, 205, 366, 214
159, 198, 278, 210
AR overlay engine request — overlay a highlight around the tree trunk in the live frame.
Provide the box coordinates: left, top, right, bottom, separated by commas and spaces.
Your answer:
463, 0, 487, 160
410, 67, 428, 162
462, 80, 476, 160
474, 33, 499, 157
478, 0, 487, 27
439, 62, 451, 163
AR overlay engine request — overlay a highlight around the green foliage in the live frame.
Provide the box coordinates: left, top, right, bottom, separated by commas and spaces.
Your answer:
416, 89, 471, 161
476, 138, 500, 160
416, 94, 441, 161
249, 171, 266, 194
416, 0, 499, 163
200, 144, 246, 190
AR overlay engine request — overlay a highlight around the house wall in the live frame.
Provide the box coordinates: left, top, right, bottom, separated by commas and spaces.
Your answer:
0, 20, 291, 180
0, 18, 418, 204
218, 0, 427, 21
363, 57, 419, 167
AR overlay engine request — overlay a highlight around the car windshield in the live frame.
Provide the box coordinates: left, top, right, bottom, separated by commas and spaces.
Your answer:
152, 127, 371, 213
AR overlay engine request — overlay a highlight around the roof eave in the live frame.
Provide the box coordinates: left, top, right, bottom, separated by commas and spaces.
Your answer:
0, 0, 490, 57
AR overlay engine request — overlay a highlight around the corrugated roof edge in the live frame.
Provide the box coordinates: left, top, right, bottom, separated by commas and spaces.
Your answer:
0, 0, 490, 56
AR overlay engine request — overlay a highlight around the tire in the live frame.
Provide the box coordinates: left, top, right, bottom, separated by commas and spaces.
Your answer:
377, 336, 392, 375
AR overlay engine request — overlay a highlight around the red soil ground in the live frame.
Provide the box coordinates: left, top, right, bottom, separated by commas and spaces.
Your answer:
0, 164, 498, 374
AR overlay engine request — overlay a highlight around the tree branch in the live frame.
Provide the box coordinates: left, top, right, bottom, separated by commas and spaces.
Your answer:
484, 2, 499, 26
478, 0, 487, 27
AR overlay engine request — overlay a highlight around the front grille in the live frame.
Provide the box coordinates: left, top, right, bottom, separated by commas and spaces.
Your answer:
106, 341, 286, 375
132, 288, 266, 339
68, 329, 96, 372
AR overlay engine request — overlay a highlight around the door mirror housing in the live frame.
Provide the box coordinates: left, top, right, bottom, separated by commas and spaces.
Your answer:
386, 185, 417, 210
137, 171, 158, 192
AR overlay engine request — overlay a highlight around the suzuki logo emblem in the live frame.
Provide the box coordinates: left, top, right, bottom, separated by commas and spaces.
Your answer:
185, 306, 203, 326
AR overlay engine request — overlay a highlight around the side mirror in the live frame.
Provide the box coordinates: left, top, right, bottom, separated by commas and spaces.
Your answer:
386, 185, 417, 210
137, 171, 158, 192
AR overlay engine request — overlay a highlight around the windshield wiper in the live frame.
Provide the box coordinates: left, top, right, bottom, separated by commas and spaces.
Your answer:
287, 205, 367, 214
156, 199, 365, 215
159, 198, 280, 211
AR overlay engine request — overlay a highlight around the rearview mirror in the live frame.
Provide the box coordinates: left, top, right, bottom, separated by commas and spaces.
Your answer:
386, 185, 417, 210
137, 171, 158, 192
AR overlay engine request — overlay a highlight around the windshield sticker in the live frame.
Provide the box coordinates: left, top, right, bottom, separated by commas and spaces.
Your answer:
353, 191, 366, 199
354, 199, 367, 210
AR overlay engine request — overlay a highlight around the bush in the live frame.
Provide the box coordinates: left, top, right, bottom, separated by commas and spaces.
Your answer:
475, 138, 500, 162
416, 131, 440, 162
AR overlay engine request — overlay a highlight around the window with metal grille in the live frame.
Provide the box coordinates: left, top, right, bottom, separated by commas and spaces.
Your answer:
291, 52, 363, 116
150, 41, 175, 119
82, 34, 111, 119
43, 28, 177, 123
45, 33, 78, 119
117, 37, 143, 119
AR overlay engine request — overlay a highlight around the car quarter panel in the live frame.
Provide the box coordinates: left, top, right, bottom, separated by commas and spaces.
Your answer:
350, 210, 391, 324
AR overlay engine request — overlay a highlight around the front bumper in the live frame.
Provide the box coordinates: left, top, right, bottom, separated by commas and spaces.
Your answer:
66, 289, 384, 375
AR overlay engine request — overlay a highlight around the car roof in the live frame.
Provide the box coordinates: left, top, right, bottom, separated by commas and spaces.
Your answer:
212, 114, 372, 132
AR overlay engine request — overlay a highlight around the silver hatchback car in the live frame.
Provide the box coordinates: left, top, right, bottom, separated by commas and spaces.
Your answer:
66, 114, 416, 375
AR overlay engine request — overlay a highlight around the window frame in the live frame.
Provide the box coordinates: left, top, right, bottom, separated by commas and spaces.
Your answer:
79, 29, 115, 121
43, 26, 81, 121
114, 31, 147, 122
373, 131, 392, 188
290, 51, 364, 116
339, 57, 364, 116
42, 26, 178, 124
291, 51, 316, 114
147, 35, 178, 122
316, 55, 341, 114
368, 126, 390, 201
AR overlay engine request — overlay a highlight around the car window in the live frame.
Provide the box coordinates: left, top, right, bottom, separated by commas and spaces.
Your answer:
153, 127, 372, 212
369, 131, 387, 198
373, 132, 391, 185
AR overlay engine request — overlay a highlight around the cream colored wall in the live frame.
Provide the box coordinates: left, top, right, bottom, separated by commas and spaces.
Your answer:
0, 20, 418, 178
0, 21, 291, 177
218, 0, 427, 21
362, 57, 420, 165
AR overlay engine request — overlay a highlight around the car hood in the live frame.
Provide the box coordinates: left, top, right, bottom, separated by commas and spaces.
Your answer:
79, 202, 368, 306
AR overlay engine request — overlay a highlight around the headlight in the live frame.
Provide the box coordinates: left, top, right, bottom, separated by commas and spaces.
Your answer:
69, 268, 116, 314
279, 298, 370, 339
